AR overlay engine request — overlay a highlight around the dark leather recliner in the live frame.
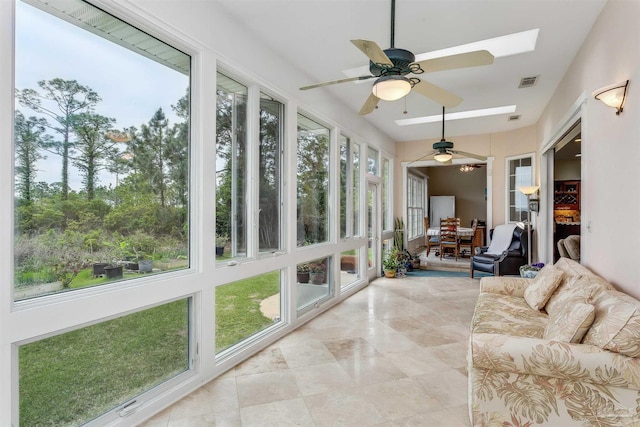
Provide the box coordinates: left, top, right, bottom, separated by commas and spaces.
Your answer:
470, 225, 528, 278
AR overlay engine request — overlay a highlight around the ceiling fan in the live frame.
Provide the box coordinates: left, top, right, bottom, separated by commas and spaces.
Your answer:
299, 0, 494, 115
412, 106, 488, 164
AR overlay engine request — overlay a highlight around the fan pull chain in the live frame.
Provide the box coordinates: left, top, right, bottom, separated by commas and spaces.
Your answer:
403, 96, 408, 115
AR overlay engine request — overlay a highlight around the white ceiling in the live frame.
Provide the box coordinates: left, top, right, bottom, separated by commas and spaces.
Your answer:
216, 0, 607, 142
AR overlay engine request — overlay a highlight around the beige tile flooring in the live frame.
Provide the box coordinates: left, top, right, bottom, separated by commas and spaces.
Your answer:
142, 275, 481, 426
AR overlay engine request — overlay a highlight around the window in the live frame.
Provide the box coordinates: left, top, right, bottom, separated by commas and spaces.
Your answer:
407, 174, 424, 239
339, 249, 361, 290
215, 271, 282, 353
14, 0, 190, 301
296, 114, 330, 246
19, 298, 190, 426
367, 146, 379, 175
297, 256, 332, 311
352, 142, 361, 236
506, 154, 534, 222
216, 73, 248, 260
259, 94, 284, 253
382, 157, 391, 231
340, 136, 349, 239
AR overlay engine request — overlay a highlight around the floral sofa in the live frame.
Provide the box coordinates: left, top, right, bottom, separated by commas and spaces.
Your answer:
468, 257, 640, 426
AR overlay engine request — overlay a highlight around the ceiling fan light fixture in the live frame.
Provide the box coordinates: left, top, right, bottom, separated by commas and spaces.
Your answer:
434, 151, 453, 163
372, 75, 411, 101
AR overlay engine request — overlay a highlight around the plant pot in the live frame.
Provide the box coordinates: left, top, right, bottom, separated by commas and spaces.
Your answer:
138, 260, 153, 273
520, 266, 539, 278
104, 265, 123, 279
215, 246, 224, 256
92, 263, 109, 277
297, 272, 310, 283
124, 262, 138, 271
384, 269, 396, 278
309, 272, 325, 285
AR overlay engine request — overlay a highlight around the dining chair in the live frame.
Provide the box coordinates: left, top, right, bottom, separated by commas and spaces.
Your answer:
459, 218, 479, 257
424, 217, 439, 256
439, 217, 460, 260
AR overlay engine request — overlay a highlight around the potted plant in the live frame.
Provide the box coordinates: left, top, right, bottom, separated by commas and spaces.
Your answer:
410, 252, 421, 270
215, 235, 228, 257
520, 262, 545, 278
297, 263, 311, 283
309, 262, 326, 285
383, 250, 398, 278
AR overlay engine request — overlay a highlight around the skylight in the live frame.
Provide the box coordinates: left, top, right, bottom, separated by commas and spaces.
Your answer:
395, 105, 517, 126
342, 29, 539, 80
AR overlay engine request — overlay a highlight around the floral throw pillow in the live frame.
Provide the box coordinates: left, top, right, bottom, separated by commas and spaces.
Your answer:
524, 265, 565, 310
544, 302, 595, 343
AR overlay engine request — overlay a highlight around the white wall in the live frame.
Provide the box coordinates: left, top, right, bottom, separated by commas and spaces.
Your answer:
536, 0, 640, 297
395, 125, 538, 226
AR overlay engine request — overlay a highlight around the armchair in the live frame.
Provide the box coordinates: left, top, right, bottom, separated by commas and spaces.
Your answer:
470, 224, 528, 278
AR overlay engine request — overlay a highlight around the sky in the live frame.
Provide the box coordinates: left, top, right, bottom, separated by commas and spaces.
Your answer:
15, 1, 190, 190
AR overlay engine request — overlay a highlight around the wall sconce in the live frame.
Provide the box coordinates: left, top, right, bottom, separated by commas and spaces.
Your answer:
593, 79, 629, 115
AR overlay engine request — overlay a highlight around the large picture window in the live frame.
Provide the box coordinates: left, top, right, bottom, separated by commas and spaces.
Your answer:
14, 0, 190, 301
19, 298, 190, 426
506, 154, 534, 222
296, 114, 330, 246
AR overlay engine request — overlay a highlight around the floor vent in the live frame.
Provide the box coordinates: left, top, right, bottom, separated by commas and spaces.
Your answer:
508, 115, 521, 121
519, 76, 539, 88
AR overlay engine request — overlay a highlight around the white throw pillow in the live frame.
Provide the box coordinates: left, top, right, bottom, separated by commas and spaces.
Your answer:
544, 302, 595, 343
524, 265, 564, 310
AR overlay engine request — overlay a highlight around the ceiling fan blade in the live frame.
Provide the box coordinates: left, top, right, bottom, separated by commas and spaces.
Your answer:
359, 93, 380, 115
452, 150, 488, 161
412, 79, 462, 108
300, 75, 375, 91
351, 39, 393, 66
415, 50, 494, 74
407, 150, 438, 165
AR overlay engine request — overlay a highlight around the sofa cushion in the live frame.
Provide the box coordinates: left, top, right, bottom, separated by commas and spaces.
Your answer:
583, 289, 640, 358
524, 265, 564, 310
545, 274, 612, 319
544, 302, 595, 343
473, 293, 547, 338
553, 257, 594, 278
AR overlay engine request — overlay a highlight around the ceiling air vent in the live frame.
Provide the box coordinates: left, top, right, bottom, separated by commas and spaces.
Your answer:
508, 115, 521, 121
518, 76, 539, 88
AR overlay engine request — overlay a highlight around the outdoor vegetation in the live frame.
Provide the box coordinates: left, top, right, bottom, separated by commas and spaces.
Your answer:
14, 78, 189, 298
19, 299, 189, 427
215, 271, 281, 352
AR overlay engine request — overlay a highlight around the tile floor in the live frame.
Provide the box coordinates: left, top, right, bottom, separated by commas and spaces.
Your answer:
142, 275, 481, 426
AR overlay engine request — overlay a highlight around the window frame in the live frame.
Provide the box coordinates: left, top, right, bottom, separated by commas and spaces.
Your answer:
4, 1, 206, 425
406, 173, 425, 240
505, 152, 536, 223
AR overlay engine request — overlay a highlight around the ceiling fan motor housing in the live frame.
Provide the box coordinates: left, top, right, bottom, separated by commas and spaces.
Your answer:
370, 48, 415, 76
433, 140, 454, 151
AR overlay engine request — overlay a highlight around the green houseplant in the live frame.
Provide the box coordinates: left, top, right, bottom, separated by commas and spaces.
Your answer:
383, 250, 398, 278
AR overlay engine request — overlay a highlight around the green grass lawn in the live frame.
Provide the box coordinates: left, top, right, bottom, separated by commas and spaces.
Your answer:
215, 270, 281, 352
19, 270, 281, 425
19, 299, 189, 427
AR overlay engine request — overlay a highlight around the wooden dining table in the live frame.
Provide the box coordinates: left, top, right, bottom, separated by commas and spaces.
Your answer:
427, 227, 475, 237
